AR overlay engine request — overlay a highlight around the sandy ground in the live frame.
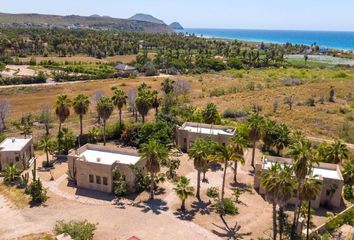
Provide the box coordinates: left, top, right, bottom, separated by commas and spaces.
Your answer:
1, 65, 37, 77
0, 148, 330, 240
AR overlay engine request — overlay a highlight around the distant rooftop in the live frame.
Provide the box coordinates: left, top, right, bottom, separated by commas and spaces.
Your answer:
180, 122, 236, 136
77, 146, 140, 166
0, 137, 32, 152
115, 64, 136, 71
263, 156, 342, 180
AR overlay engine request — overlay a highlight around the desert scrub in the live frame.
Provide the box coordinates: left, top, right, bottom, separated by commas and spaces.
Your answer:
215, 198, 238, 215
282, 78, 303, 86
222, 109, 248, 119
207, 187, 219, 198
54, 220, 97, 240
333, 71, 348, 78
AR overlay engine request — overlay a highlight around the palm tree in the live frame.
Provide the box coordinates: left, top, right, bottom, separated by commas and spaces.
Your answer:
3, 163, 20, 183
151, 90, 160, 117
139, 140, 168, 200
326, 140, 349, 164
230, 133, 248, 183
274, 124, 290, 155
247, 113, 264, 169
262, 119, 278, 152
96, 96, 114, 146
111, 88, 127, 127
38, 136, 56, 167
288, 137, 317, 234
135, 93, 151, 124
173, 176, 195, 211
300, 177, 322, 240
188, 139, 210, 201
261, 163, 282, 240
72, 94, 90, 143
54, 94, 71, 133
136, 83, 152, 124
277, 165, 297, 240
213, 143, 240, 202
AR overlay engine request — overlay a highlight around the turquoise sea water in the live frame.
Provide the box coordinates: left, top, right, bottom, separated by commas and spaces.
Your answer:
179, 28, 354, 50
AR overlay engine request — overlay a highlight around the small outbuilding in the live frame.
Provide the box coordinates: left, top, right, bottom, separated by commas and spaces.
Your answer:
0, 137, 34, 170
115, 64, 138, 75
254, 155, 344, 208
68, 144, 145, 193
176, 122, 236, 152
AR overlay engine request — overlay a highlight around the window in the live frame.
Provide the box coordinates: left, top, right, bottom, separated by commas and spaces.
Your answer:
103, 177, 108, 186
15, 156, 20, 162
183, 138, 187, 143
89, 174, 94, 183
96, 176, 101, 184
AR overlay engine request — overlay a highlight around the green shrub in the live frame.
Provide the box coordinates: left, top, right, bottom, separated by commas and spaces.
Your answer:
113, 177, 128, 197
282, 78, 302, 86
57, 128, 76, 154
222, 109, 248, 119
325, 208, 354, 232
334, 72, 348, 78
207, 187, 219, 198
305, 97, 316, 107
54, 220, 97, 240
138, 121, 174, 147
245, 81, 255, 91
227, 58, 243, 69
42, 160, 54, 169
209, 88, 225, 97
215, 198, 238, 216
0, 134, 5, 143
105, 122, 125, 140
0, 61, 6, 71
27, 179, 48, 204
120, 124, 141, 147
343, 185, 353, 201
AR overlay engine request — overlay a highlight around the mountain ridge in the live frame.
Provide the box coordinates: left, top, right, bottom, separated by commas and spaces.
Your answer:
129, 13, 165, 25
169, 22, 184, 30
0, 12, 173, 33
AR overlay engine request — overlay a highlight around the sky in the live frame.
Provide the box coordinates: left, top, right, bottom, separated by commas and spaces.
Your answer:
1, 0, 354, 31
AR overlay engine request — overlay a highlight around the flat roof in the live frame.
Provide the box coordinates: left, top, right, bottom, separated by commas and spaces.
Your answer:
0, 137, 32, 152
263, 158, 341, 180
182, 123, 235, 136
79, 149, 140, 166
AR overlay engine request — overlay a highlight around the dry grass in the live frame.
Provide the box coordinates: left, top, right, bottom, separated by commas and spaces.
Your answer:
18, 233, 55, 240
1, 66, 353, 142
18, 53, 156, 64
0, 183, 29, 208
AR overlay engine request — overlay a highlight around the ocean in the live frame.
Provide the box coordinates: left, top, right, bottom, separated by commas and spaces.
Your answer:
179, 28, 354, 50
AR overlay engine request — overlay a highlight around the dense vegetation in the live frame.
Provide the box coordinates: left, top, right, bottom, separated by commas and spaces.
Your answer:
0, 27, 316, 73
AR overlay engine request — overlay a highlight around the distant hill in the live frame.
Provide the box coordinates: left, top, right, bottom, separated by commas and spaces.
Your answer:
0, 12, 173, 33
129, 13, 165, 25
169, 22, 183, 30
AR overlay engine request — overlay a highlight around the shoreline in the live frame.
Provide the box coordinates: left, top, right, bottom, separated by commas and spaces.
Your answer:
178, 28, 354, 51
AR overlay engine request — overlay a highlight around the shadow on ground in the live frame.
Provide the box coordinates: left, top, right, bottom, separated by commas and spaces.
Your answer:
211, 222, 252, 239
137, 199, 169, 215
173, 200, 212, 221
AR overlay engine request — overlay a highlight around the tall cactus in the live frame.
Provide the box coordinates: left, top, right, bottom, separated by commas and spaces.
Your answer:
32, 157, 37, 181
21, 172, 29, 188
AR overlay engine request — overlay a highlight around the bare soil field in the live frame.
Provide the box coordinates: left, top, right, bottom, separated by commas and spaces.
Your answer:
18, 53, 156, 64
1, 66, 353, 142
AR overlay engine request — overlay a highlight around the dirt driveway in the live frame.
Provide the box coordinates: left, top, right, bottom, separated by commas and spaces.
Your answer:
0, 148, 270, 240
